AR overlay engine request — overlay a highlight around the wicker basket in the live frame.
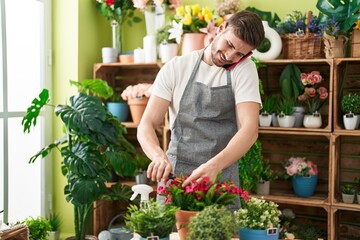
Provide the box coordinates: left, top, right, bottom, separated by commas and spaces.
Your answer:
280, 11, 324, 59
0, 224, 29, 240
281, 33, 324, 59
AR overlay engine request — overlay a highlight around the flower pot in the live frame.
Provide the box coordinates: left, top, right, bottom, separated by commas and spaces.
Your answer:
277, 114, 295, 128
106, 102, 129, 122
252, 21, 282, 60
323, 33, 348, 58
293, 106, 306, 127
271, 113, 279, 126
144, 4, 165, 36
175, 210, 198, 240
256, 180, 270, 195
259, 113, 272, 127
343, 113, 358, 130
342, 193, 355, 204
160, 43, 178, 63
238, 227, 279, 240
292, 174, 318, 197
181, 33, 205, 55
128, 97, 149, 124
135, 171, 148, 184
303, 112, 322, 129
48, 230, 60, 240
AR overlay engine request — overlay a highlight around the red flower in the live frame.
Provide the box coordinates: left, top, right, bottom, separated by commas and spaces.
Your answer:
106, 0, 114, 5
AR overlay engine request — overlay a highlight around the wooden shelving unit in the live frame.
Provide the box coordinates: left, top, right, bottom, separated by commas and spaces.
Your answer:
93, 59, 360, 239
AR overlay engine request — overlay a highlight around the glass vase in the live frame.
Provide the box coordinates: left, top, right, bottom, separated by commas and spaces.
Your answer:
111, 20, 121, 54
144, 4, 165, 36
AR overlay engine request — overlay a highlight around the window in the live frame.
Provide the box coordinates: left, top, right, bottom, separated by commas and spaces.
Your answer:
0, 0, 51, 223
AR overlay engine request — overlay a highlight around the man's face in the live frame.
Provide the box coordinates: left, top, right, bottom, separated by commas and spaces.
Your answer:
210, 27, 254, 67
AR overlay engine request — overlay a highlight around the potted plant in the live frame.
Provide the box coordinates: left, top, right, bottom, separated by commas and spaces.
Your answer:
22, 79, 136, 240
24, 216, 52, 240
188, 205, 237, 240
124, 199, 178, 240
157, 24, 179, 63
341, 183, 355, 204
316, 0, 360, 58
47, 213, 62, 240
133, 152, 151, 184
157, 173, 249, 240
235, 197, 281, 240
259, 95, 276, 127
341, 92, 360, 130
297, 71, 329, 128
283, 157, 319, 197
279, 64, 305, 127
354, 177, 360, 204
277, 98, 295, 128
121, 83, 152, 124
106, 89, 129, 122
256, 159, 277, 196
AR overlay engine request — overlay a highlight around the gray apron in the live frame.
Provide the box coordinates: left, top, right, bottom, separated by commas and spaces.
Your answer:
167, 49, 240, 209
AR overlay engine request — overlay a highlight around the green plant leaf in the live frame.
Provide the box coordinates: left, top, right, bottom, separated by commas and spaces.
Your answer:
107, 150, 136, 177
70, 79, 114, 99
22, 89, 50, 133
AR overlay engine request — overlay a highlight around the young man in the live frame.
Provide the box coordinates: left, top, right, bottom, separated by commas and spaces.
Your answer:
137, 10, 265, 189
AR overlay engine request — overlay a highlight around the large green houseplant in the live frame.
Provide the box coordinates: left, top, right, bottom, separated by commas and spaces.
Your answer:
22, 79, 136, 240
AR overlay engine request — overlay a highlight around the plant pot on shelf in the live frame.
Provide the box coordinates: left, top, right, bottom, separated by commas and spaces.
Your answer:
343, 113, 358, 130
277, 114, 295, 128
271, 113, 279, 126
238, 227, 279, 240
106, 102, 129, 122
292, 174, 318, 197
293, 106, 306, 127
128, 96, 149, 124
181, 33, 205, 55
259, 113, 272, 127
323, 33, 348, 58
303, 111, 322, 129
256, 180, 270, 195
48, 231, 60, 240
342, 193, 355, 204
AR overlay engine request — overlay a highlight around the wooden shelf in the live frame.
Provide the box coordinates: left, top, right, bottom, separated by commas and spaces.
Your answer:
332, 202, 360, 211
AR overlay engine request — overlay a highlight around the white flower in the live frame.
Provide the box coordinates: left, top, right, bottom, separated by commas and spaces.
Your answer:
168, 20, 183, 44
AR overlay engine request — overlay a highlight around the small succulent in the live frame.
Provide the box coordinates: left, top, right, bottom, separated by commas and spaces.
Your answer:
342, 184, 355, 195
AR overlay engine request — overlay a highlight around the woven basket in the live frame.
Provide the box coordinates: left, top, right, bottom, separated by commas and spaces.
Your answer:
280, 11, 324, 59
281, 33, 324, 59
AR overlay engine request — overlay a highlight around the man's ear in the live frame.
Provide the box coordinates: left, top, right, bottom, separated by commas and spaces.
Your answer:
217, 21, 228, 34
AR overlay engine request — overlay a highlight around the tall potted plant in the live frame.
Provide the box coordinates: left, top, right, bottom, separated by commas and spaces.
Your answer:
22, 79, 136, 240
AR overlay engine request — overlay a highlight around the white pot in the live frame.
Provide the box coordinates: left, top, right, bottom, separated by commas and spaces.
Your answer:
256, 180, 270, 195
356, 114, 360, 129
48, 230, 60, 240
303, 112, 322, 128
293, 106, 306, 127
277, 114, 295, 128
160, 43, 178, 63
343, 113, 358, 130
252, 21, 282, 60
342, 193, 355, 203
259, 113, 272, 127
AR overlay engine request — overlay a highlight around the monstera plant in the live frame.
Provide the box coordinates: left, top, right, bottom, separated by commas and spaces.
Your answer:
316, 0, 360, 34
22, 79, 135, 240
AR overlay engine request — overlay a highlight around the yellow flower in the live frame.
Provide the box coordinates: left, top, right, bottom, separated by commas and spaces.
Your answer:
182, 13, 193, 26
191, 4, 201, 16
185, 5, 192, 15
176, 6, 185, 17
204, 12, 213, 23
215, 17, 224, 26
354, 20, 360, 30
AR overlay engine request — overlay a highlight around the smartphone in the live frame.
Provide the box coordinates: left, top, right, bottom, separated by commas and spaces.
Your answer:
224, 51, 253, 70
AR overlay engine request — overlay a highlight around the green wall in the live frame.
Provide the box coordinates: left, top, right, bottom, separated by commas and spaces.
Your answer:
52, 0, 317, 238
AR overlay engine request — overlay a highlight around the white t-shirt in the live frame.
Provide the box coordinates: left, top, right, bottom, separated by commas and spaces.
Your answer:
151, 51, 262, 128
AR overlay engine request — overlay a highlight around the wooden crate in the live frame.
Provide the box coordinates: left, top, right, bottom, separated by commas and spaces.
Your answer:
351, 30, 360, 58
0, 224, 29, 240
258, 131, 331, 204
333, 59, 360, 131
258, 59, 333, 132
331, 209, 360, 240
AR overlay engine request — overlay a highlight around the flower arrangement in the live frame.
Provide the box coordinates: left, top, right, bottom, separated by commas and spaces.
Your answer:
215, 0, 241, 18
297, 71, 329, 114
235, 197, 282, 230
276, 10, 322, 35
157, 174, 249, 211
95, 0, 140, 25
283, 157, 318, 179
320, 17, 346, 39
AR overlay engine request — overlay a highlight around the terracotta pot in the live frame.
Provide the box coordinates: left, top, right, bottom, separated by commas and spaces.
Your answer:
175, 210, 198, 240
181, 33, 205, 55
128, 97, 149, 124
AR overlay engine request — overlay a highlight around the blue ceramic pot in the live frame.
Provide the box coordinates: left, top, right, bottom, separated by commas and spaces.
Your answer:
238, 227, 279, 240
107, 102, 129, 122
292, 174, 318, 197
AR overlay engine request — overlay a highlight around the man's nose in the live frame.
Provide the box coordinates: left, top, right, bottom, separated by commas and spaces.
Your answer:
225, 50, 240, 62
